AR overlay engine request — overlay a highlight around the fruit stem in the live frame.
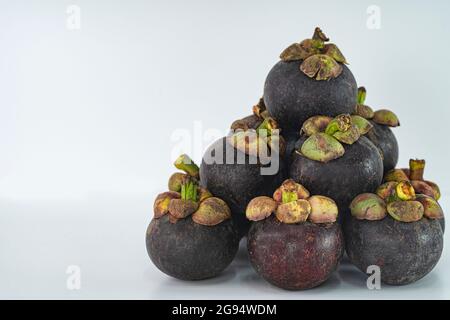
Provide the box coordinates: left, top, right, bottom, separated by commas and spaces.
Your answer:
282, 191, 298, 204
409, 159, 425, 181
388, 181, 416, 202
180, 178, 198, 202
257, 117, 278, 136
174, 154, 199, 177
357, 87, 366, 104
324, 115, 351, 136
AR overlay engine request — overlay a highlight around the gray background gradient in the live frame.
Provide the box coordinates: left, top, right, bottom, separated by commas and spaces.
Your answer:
1, 0, 449, 299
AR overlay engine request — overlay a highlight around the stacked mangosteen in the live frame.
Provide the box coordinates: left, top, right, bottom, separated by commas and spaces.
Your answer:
146, 27, 444, 290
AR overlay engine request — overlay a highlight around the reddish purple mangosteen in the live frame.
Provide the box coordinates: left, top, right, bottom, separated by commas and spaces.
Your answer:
146, 155, 240, 281
246, 179, 344, 290
344, 159, 444, 285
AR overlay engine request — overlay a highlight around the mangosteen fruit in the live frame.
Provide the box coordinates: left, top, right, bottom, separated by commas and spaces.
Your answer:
289, 114, 383, 218
354, 87, 399, 173
200, 108, 286, 237
246, 179, 344, 290
345, 180, 444, 285
146, 155, 240, 280
263, 27, 357, 134
379, 159, 444, 232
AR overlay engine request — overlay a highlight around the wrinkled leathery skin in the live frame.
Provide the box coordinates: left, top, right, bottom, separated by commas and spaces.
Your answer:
366, 121, 399, 173
247, 216, 344, 290
200, 137, 285, 237
289, 136, 383, 220
263, 60, 357, 134
344, 215, 443, 285
146, 215, 240, 280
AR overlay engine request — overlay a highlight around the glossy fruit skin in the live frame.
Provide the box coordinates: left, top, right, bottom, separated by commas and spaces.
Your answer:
344, 215, 443, 285
200, 137, 285, 237
263, 60, 357, 135
146, 215, 239, 280
366, 121, 399, 173
289, 136, 383, 219
247, 216, 344, 290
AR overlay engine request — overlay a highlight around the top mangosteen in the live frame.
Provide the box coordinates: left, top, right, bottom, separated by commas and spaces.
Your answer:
289, 113, 383, 218
263, 27, 357, 134
246, 179, 344, 290
146, 154, 240, 281
200, 103, 286, 237
354, 87, 400, 173
345, 175, 444, 285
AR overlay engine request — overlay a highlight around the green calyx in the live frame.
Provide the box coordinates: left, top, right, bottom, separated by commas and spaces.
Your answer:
180, 176, 198, 202
382, 159, 441, 201
373, 109, 400, 127
257, 117, 278, 136
357, 87, 367, 105
353, 87, 400, 126
350, 193, 386, 221
300, 54, 343, 81
279, 27, 347, 81
351, 115, 373, 135
299, 113, 373, 163
300, 133, 345, 162
228, 113, 284, 158
324, 114, 352, 135
282, 191, 298, 204
174, 154, 200, 177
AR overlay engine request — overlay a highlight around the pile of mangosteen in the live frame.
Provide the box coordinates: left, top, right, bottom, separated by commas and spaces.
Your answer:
146, 27, 444, 290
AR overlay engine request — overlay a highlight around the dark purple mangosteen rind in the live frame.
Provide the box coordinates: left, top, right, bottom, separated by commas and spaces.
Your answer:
200, 137, 286, 237
366, 121, 399, 174
263, 60, 357, 135
289, 135, 383, 219
344, 214, 443, 285
247, 216, 344, 290
146, 215, 240, 281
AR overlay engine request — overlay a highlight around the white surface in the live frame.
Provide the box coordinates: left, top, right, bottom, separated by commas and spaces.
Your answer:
1, 0, 450, 299
0, 194, 449, 300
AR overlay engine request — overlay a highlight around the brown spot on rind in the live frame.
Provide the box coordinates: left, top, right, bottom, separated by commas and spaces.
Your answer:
192, 197, 232, 226
154, 191, 181, 218
246, 196, 278, 221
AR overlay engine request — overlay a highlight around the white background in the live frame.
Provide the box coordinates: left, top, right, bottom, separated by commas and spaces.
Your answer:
1, 0, 450, 299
